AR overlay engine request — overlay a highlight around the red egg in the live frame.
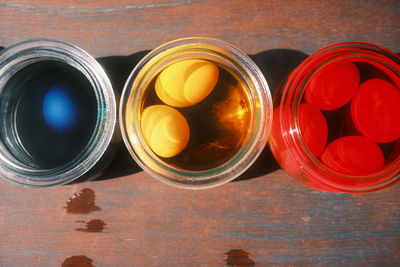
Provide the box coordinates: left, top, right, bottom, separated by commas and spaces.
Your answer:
321, 136, 384, 176
351, 79, 400, 143
305, 61, 360, 110
298, 103, 328, 157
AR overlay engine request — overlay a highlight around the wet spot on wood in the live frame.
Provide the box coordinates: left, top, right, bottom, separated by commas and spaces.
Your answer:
64, 188, 101, 214
225, 249, 255, 266
75, 219, 106, 232
62, 255, 95, 267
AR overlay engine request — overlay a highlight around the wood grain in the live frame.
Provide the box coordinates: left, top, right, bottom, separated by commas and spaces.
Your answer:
0, 0, 399, 266
0, 170, 399, 266
0, 0, 399, 57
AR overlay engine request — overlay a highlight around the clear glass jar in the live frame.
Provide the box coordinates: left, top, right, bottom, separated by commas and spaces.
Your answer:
120, 37, 272, 189
0, 39, 116, 187
270, 42, 400, 193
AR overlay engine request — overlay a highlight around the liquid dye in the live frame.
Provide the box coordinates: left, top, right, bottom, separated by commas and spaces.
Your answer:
139, 60, 253, 171
300, 58, 400, 175
2, 61, 98, 169
121, 38, 271, 189
269, 42, 400, 192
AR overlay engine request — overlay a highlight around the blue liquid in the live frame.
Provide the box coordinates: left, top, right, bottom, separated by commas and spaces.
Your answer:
3, 61, 99, 168
43, 86, 77, 133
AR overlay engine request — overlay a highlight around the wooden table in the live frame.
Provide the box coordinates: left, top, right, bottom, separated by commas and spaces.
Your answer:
1, 1, 399, 266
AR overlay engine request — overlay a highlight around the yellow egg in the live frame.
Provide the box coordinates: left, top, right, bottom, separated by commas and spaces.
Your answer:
141, 105, 190, 158
155, 59, 219, 107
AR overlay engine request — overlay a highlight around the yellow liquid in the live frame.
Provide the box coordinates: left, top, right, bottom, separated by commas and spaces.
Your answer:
141, 60, 253, 171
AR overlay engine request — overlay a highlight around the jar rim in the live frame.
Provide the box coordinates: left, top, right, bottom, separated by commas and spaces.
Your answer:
278, 42, 400, 192
120, 37, 273, 189
0, 38, 116, 187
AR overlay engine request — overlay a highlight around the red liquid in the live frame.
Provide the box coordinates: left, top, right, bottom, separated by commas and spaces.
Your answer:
306, 58, 400, 175
270, 43, 400, 192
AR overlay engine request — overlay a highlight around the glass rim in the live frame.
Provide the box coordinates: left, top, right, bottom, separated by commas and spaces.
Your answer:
278, 41, 400, 192
0, 38, 116, 187
119, 37, 273, 189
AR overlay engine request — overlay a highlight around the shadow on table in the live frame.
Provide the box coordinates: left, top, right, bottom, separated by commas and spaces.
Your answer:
250, 49, 308, 96
235, 49, 308, 181
66, 51, 150, 184
96, 50, 150, 98
94, 51, 151, 181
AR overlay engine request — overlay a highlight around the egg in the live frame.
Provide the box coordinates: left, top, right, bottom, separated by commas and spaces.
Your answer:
42, 85, 77, 133
351, 79, 400, 143
141, 105, 190, 158
155, 59, 219, 107
321, 136, 384, 176
305, 61, 360, 110
298, 103, 328, 157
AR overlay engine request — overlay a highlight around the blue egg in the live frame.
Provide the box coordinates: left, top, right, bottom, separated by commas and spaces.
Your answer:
42, 86, 77, 133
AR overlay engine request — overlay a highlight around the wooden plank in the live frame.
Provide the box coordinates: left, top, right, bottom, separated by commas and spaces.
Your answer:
0, 169, 399, 266
0, 0, 398, 56
0, 0, 399, 266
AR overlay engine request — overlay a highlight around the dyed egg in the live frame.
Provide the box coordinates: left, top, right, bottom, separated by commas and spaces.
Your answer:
141, 105, 190, 158
305, 61, 360, 110
321, 136, 384, 176
42, 85, 77, 133
298, 103, 328, 157
156, 59, 219, 107
351, 79, 400, 143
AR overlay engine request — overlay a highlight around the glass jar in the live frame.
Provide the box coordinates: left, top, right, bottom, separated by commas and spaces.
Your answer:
120, 37, 272, 189
270, 42, 400, 193
0, 39, 116, 187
